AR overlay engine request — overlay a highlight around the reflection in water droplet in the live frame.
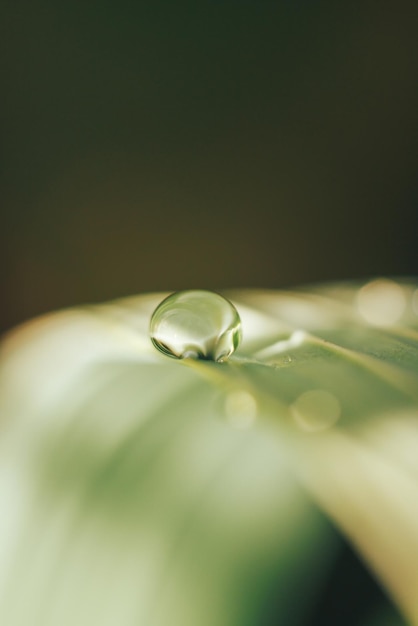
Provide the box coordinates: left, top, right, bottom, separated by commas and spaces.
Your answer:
224, 390, 257, 429
291, 389, 341, 432
150, 290, 242, 361
357, 279, 406, 326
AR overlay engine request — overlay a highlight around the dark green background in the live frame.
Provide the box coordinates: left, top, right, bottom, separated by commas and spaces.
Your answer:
1, 1, 417, 333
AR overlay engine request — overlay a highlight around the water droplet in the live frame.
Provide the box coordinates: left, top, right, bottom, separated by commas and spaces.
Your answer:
291, 389, 341, 432
150, 290, 242, 361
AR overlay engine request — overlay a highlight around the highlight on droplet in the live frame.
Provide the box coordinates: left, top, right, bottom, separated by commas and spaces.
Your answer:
149, 290, 242, 362
291, 389, 341, 432
224, 390, 257, 429
356, 279, 406, 327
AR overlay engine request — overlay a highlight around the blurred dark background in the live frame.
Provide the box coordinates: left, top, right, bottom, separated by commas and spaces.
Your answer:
1, 0, 417, 333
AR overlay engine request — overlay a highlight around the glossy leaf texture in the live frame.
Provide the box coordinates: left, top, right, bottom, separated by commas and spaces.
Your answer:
0, 278, 417, 626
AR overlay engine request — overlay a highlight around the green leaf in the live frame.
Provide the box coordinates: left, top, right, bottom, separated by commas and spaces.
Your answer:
0, 278, 417, 625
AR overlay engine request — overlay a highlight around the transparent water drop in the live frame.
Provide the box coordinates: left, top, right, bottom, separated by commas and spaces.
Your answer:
150, 290, 242, 361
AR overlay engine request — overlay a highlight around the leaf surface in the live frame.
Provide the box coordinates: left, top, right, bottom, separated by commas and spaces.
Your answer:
0, 278, 417, 625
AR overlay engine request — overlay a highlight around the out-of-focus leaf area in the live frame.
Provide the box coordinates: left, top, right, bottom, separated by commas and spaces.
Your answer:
0, 279, 417, 626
